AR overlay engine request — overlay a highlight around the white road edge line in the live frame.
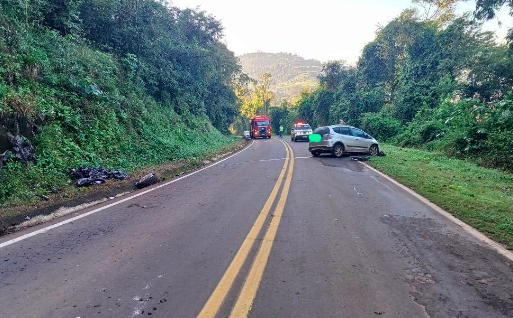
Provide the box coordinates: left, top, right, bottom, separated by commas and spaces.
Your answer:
362, 162, 513, 262
0, 140, 255, 250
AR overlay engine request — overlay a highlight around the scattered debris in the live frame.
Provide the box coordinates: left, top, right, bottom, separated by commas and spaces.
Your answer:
4, 133, 35, 163
353, 187, 363, 197
70, 167, 130, 187
35, 194, 50, 201
135, 173, 160, 189
378, 150, 386, 156
351, 156, 370, 162
0, 150, 9, 168
14, 197, 113, 230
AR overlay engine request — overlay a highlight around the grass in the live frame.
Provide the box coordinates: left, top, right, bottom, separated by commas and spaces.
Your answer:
368, 144, 513, 249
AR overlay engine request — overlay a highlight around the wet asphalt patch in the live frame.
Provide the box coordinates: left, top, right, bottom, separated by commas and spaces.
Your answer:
381, 215, 513, 318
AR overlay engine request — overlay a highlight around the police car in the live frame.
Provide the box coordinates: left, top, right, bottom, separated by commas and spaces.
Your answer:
291, 121, 313, 142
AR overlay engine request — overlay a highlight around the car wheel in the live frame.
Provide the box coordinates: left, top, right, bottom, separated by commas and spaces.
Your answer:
369, 144, 379, 156
311, 151, 321, 157
332, 144, 344, 158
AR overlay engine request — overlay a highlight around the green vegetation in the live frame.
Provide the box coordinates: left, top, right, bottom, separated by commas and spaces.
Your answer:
369, 144, 513, 249
282, 0, 513, 172
0, 0, 242, 207
239, 52, 321, 105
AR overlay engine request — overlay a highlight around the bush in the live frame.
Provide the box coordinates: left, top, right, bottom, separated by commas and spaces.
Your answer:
481, 131, 513, 170
361, 112, 402, 141
394, 98, 513, 171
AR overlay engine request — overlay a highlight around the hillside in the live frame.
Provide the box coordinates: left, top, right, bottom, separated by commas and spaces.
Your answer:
239, 52, 321, 104
0, 1, 239, 207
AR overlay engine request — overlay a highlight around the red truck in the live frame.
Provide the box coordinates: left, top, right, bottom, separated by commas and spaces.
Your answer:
249, 115, 272, 139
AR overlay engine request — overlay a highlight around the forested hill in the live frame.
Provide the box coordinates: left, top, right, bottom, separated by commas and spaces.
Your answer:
239, 52, 321, 104
0, 0, 240, 206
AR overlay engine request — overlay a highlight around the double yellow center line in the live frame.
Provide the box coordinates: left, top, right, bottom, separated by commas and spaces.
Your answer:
197, 139, 294, 318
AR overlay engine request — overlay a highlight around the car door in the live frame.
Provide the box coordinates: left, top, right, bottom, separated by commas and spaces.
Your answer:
350, 128, 372, 152
332, 127, 355, 151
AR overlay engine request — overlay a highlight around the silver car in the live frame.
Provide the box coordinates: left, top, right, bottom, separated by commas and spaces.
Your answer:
291, 123, 313, 142
308, 125, 379, 157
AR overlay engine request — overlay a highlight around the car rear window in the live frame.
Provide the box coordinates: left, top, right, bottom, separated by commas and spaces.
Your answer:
295, 124, 311, 130
313, 127, 330, 135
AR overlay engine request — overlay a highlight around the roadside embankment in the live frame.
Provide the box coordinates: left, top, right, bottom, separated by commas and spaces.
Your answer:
368, 144, 513, 249
0, 139, 247, 236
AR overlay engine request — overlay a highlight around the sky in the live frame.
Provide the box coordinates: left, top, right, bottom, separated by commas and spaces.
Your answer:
171, 0, 513, 64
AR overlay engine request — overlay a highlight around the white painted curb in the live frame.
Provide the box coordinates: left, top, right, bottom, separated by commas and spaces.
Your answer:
363, 162, 513, 262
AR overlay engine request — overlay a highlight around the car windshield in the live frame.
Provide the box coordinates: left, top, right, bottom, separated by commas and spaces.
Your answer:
256, 121, 269, 126
295, 124, 311, 130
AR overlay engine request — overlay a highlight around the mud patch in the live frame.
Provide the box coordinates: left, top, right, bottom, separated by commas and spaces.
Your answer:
316, 156, 364, 172
381, 215, 513, 318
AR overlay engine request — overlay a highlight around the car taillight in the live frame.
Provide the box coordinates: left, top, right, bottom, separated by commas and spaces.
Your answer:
324, 134, 333, 140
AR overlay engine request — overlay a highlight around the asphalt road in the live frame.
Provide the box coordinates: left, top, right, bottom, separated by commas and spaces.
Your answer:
1, 138, 512, 318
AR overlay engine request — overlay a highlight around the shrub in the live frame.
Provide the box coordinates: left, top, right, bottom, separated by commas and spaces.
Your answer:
361, 112, 402, 141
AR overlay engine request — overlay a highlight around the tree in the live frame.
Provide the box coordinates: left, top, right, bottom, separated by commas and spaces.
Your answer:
474, 0, 513, 44
239, 78, 259, 119
318, 61, 346, 90
239, 73, 275, 118
474, 0, 513, 20
410, 0, 462, 25
42, 0, 83, 35
254, 73, 274, 114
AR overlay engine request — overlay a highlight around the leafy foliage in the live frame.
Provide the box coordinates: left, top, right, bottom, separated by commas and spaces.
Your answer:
474, 0, 513, 45
361, 112, 402, 141
293, 12, 513, 171
0, 0, 241, 206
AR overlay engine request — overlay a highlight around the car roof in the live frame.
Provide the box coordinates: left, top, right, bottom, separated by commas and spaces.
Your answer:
315, 125, 355, 129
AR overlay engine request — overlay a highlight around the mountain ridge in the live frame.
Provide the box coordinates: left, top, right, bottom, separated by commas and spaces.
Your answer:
238, 52, 322, 104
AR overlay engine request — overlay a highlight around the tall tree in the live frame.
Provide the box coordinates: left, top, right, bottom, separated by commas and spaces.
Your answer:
474, 0, 513, 44
318, 61, 346, 90
254, 73, 274, 115
411, 0, 461, 25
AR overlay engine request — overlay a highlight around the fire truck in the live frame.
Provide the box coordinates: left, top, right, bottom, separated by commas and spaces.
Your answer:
249, 115, 272, 139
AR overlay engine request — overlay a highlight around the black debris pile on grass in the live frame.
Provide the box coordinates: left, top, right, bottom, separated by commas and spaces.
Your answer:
71, 167, 130, 187
351, 156, 370, 162
0, 133, 35, 168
